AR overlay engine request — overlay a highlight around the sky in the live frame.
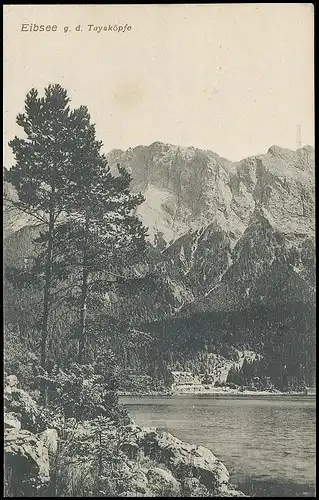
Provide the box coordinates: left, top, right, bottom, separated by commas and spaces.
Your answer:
3, 4, 314, 164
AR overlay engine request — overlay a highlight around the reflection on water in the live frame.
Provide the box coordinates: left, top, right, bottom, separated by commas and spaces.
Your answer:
121, 396, 316, 497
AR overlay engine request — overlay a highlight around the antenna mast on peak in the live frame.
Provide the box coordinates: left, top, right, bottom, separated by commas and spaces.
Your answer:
296, 124, 302, 149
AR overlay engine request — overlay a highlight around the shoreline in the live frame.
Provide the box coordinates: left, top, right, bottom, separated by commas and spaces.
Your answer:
119, 389, 310, 398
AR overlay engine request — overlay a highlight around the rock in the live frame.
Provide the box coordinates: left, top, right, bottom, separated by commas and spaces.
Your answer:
114, 460, 150, 496
40, 428, 58, 458
146, 467, 181, 496
129, 470, 149, 495
4, 413, 21, 431
119, 425, 244, 496
182, 477, 210, 497
4, 427, 50, 496
4, 383, 46, 433
219, 487, 249, 497
5, 374, 19, 388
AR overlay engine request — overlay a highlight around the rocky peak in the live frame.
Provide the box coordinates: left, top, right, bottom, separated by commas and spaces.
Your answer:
5, 142, 314, 246
107, 143, 314, 246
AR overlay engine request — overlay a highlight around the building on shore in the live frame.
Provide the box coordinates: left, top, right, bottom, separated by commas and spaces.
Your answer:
171, 370, 216, 394
305, 386, 316, 396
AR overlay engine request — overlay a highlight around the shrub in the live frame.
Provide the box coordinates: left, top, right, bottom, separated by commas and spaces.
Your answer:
44, 362, 130, 425
4, 328, 40, 393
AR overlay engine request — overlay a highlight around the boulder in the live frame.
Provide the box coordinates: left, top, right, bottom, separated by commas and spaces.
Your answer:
182, 477, 210, 497
5, 374, 19, 388
4, 427, 50, 496
128, 470, 149, 495
219, 486, 249, 497
40, 428, 59, 458
115, 461, 149, 495
4, 413, 21, 431
119, 424, 246, 496
4, 382, 47, 433
146, 467, 181, 496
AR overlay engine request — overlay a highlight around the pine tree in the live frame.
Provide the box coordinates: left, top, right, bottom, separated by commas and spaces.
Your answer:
55, 155, 148, 363
4, 84, 105, 370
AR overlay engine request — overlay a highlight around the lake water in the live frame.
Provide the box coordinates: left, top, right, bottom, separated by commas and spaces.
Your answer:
121, 395, 316, 497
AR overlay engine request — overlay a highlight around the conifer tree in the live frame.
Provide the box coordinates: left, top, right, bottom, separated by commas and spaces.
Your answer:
5, 83, 150, 375
55, 152, 148, 363
4, 84, 110, 369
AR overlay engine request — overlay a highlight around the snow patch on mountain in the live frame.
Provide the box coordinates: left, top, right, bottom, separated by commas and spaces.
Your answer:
135, 185, 179, 244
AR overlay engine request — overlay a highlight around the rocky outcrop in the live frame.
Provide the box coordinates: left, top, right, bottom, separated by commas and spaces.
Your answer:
181, 477, 211, 497
4, 427, 50, 496
4, 374, 248, 497
4, 375, 59, 497
40, 429, 59, 458
5, 412, 22, 431
4, 374, 47, 434
119, 424, 247, 497
116, 466, 182, 497
146, 467, 181, 496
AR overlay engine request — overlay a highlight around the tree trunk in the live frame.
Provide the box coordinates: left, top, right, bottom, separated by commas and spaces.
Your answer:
40, 210, 54, 404
78, 212, 89, 364
41, 211, 54, 366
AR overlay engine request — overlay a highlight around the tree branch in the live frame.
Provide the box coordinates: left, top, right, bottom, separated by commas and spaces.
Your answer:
4, 197, 48, 225
50, 281, 82, 298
